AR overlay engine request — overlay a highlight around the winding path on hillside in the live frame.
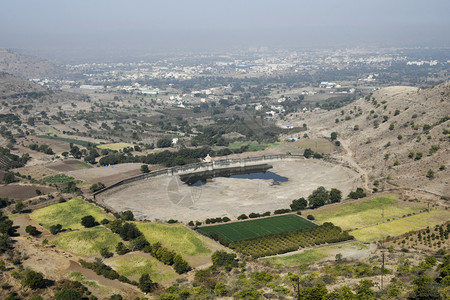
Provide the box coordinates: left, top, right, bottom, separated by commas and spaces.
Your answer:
338, 139, 369, 190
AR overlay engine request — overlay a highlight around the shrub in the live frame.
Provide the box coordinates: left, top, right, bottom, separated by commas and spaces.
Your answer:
55, 289, 81, 300
307, 215, 315, 220
81, 215, 97, 228
140, 164, 150, 173
100, 247, 113, 258
49, 224, 63, 235
121, 210, 134, 221
138, 274, 157, 293
25, 225, 40, 236
22, 270, 45, 289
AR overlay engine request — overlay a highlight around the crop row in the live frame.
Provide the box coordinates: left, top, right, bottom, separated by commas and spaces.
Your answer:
229, 222, 353, 258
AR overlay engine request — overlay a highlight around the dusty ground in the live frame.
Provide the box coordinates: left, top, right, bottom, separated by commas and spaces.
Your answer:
67, 163, 146, 186
96, 159, 361, 222
0, 183, 56, 200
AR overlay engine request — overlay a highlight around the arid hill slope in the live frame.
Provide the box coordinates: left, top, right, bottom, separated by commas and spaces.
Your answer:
0, 48, 65, 79
288, 83, 450, 197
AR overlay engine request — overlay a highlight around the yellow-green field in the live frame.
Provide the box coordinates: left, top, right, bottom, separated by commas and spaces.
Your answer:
135, 223, 216, 263
311, 195, 425, 230
262, 241, 368, 267
105, 253, 179, 284
97, 143, 133, 151
51, 226, 121, 255
30, 198, 112, 230
351, 210, 450, 243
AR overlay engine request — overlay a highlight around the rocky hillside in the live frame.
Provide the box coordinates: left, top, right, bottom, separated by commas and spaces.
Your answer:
0, 48, 65, 79
288, 83, 450, 197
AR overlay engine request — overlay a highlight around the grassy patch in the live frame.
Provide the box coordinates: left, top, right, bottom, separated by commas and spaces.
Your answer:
262, 241, 368, 267
227, 141, 268, 152
67, 272, 99, 288
51, 226, 121, 255
97, 143, 133, 151
197, 215, 316, 243
311, 195, 425, 230
105, 254, 178, 283
135, 223, 212, 257
37, 135, 96, 147
29, 198, 112, 230
42, 174, 77, 184
64, 160, 93, 169
351, 210, 450, 243
263, 249, 328, 266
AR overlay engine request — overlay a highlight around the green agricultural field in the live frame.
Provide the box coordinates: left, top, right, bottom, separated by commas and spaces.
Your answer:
42, 174, 77, 184
227, 141, 268, 152
263, 241, 368, 267
37, 135, 96, 147
311, 195, 425, 230
105, 254, 179, 284
135, 223, 213, 258
97, 143, 133, 151
197, 215, 316, 243
351, 210, 450, 243
51, 226, 121, 255
268, 138, 334, 154
29, 198, 112, 230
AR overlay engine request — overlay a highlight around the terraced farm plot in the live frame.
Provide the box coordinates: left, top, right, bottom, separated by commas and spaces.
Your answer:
262, 241, 369, 266
135, 222, 214, 258
37, 135, 96, 147
30, 198, 112, 230
351, 210, 450, 243
51, 226, 121, 255
311, 195, 425, 230
105, 253, 179, 284
97, 143, 133, 151
196, 214, 316, 243
42, 174, 77, 184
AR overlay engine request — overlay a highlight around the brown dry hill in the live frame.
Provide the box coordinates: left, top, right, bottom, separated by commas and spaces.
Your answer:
0, 48, 65, 79
287, 83, 450, 197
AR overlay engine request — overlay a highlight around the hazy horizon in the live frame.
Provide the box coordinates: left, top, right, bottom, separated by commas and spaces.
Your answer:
1, 0, 450, 61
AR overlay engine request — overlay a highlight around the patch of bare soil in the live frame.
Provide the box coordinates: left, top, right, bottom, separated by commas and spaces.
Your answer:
67, 163, 144, 186
0, 183, 56, 200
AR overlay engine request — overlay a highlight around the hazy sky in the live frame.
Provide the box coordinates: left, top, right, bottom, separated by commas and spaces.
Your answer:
1, 0, 449, 59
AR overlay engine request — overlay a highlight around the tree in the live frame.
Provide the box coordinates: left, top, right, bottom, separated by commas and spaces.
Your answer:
3, 171, 15, 184
116, 242, 129, 255
89, 182, 105, 193
121, 210, 134, 221
100, 247, 113, 258
308, 186, 329, 208
14, 201, 25, 213
138, 274, 157, 293
81, 215, 97, 228
119, 222, 141, 240
173, 254, 191, 274
129, 235, 150, 251
426, 169, 435, 179
22, 270, 45, 289
211, 251, 237, 269
157, 137, 172, 148
330, 132, 338, 141
329, 188, 342, 203
140, 164, 150, 173
214, 282, 228, 296
304, 148, 313, 158
290, 197, 307, 211
49, 224, 63, 235
25, 225, 40, 236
